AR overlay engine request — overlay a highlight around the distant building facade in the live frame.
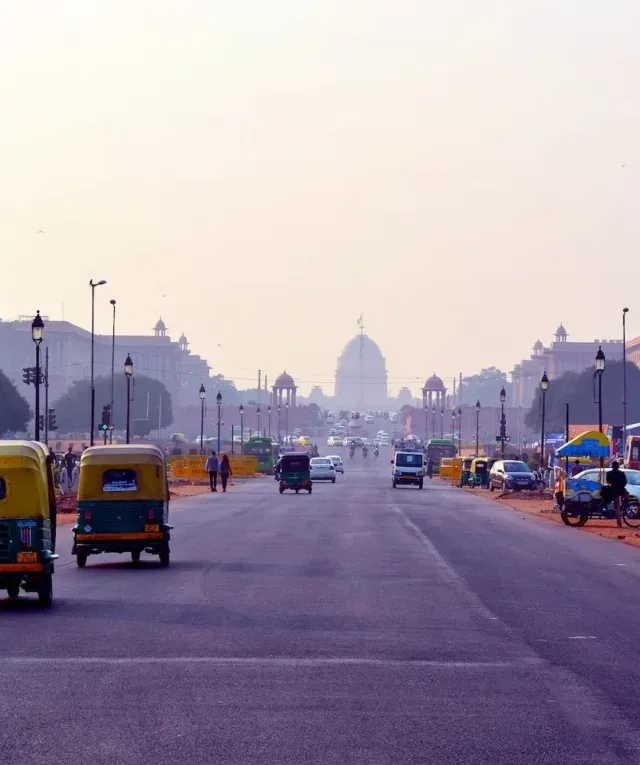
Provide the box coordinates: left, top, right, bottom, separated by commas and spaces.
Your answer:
334, 334, 389, 410
0, 315, 210, 410
511, 324, 623, 408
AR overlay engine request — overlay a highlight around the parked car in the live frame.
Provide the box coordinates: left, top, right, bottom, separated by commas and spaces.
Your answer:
327, 455, 344, 474
574, 468, 640, 501
310, 457, 336, 483
489, 460, 537, 492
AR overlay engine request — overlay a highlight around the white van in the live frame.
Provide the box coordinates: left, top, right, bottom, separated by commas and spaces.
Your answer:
392, 451, 424, 489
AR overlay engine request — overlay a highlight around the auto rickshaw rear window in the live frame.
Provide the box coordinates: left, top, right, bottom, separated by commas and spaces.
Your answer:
102, 469, 138, 493
0, 477, 6, 500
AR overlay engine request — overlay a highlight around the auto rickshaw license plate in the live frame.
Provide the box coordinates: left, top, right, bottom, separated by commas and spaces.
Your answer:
144, 524, 159, 532
17, 552, 38, 563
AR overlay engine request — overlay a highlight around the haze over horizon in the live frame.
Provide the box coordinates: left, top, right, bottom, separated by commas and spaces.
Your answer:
2, 1, 639, 397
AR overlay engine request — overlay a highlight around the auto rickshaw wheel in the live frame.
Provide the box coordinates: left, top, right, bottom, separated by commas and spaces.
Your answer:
131, 550, 141, 563
76, 552, 88, 568
38, 573, 53, 608
159, 544, 170, 567
7, 581, 20, 599
561, 509, 588, 527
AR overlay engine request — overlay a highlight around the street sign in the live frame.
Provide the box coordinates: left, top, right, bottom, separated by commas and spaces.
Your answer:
495, 435, 511, 442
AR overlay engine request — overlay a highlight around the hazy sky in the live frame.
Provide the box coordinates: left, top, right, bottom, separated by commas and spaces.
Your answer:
2, 1, 639, 396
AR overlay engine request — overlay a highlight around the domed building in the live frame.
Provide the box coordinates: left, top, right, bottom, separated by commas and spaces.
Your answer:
334, 333, 388, 409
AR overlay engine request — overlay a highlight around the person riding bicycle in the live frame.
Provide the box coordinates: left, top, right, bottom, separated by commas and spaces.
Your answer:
606, 461, 627, 528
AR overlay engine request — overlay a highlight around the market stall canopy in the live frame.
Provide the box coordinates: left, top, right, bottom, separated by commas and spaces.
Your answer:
556, 430, 610, 459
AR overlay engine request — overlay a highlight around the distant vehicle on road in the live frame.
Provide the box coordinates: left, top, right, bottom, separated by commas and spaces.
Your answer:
392, 450, 424, 489
426, 439, 457, 473
327, 455, 344, 474
489, 460, 537, 492
243, 436, 276, 473
310, 457, 336, 483
327, 436, 342, 448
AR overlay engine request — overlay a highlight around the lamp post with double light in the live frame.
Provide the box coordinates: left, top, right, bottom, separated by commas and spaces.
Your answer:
595, 346, 605, 433
124, 354, 133, 444
540, 372, 549, 471
32, 312, 44, 441
89, 279, 107, 445
216, 392, 222, 452
239, 404, 245, 453
199, 384, 206, 454
475, 400, 481, 457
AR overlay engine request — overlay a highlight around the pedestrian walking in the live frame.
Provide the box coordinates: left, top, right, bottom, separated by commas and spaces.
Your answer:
59, 465, 70, 495
64, 446, 75, 477
205, 450, 220, 492
71, 463, 80, 493
427, 457, 434, 480
570, 459, 582, 477
606, 460, 628, 528
220, 454, 232, 492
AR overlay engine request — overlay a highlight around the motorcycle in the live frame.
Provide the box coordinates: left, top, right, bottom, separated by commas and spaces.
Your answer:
373, 448, 379, 457
349, 448, 355, 459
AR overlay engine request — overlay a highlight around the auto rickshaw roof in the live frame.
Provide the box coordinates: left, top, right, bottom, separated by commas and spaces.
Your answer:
80, 444, 166, 466
0, 440, 49, 465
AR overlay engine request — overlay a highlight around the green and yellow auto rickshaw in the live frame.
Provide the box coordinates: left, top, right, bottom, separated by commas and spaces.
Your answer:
278, 453, 312, 494
470, 457, 490, 488
460, 457, 474, 486
0, 441, 59, 606
73, 445, 173, 567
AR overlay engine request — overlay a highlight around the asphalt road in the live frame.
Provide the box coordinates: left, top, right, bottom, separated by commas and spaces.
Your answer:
4, 452, 640, 763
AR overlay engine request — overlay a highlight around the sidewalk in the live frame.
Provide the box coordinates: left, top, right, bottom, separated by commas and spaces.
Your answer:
465, 486, 640, 550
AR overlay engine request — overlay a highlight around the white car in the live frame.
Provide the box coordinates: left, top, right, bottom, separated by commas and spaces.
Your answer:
327, 455, 344, 474
310, 457, 336, 483
327, 436, 342, 448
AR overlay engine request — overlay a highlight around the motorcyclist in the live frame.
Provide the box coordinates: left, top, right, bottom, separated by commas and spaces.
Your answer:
362, 445, 368, 457
373, 447, 379, 457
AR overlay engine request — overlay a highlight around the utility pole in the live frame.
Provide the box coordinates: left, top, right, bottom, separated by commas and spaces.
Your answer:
44, 346, 49, 444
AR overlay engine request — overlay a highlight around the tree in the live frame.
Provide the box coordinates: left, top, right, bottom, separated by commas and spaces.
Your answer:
0, 370, 31, 434
461, 367, 511, 406
54, 375, 173, 436
525, 361, 640, 433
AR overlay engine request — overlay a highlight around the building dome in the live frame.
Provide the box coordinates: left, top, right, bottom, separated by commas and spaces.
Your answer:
274, 371, 295, 388
423, 373, 445, 391
154, 317, 166, 332
335, 334, 388, 409
533, 339, 543, 352
555, 323, 567, 339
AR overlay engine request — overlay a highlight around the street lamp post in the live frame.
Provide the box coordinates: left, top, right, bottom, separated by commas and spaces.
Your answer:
424, 405, 428, 444
239, 404, 245, 453
451, 409, 456, 454
540, 373, 549, 471
595, 346, 606, 433
286, 401, 290, 443
216, 392, 222, 452
124, 354, 133, 444
440, 408, 444, 438
458, 407, 462, 456
31, 312, 44, 441
268, 405, 272, 437
277, 404, 282, 443
623, 308, 629, 445
89, 279, 107, 446
475, 400, 481, 457
109, 299, 116, 443
257, 406, 261, 436
500, 387, 507, 458
199, 384, 206, 454
431, 404, 436, 440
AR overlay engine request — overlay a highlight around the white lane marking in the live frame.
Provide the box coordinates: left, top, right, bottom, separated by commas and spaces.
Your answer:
567, 636, 597, 640
0, 656, 543, 668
